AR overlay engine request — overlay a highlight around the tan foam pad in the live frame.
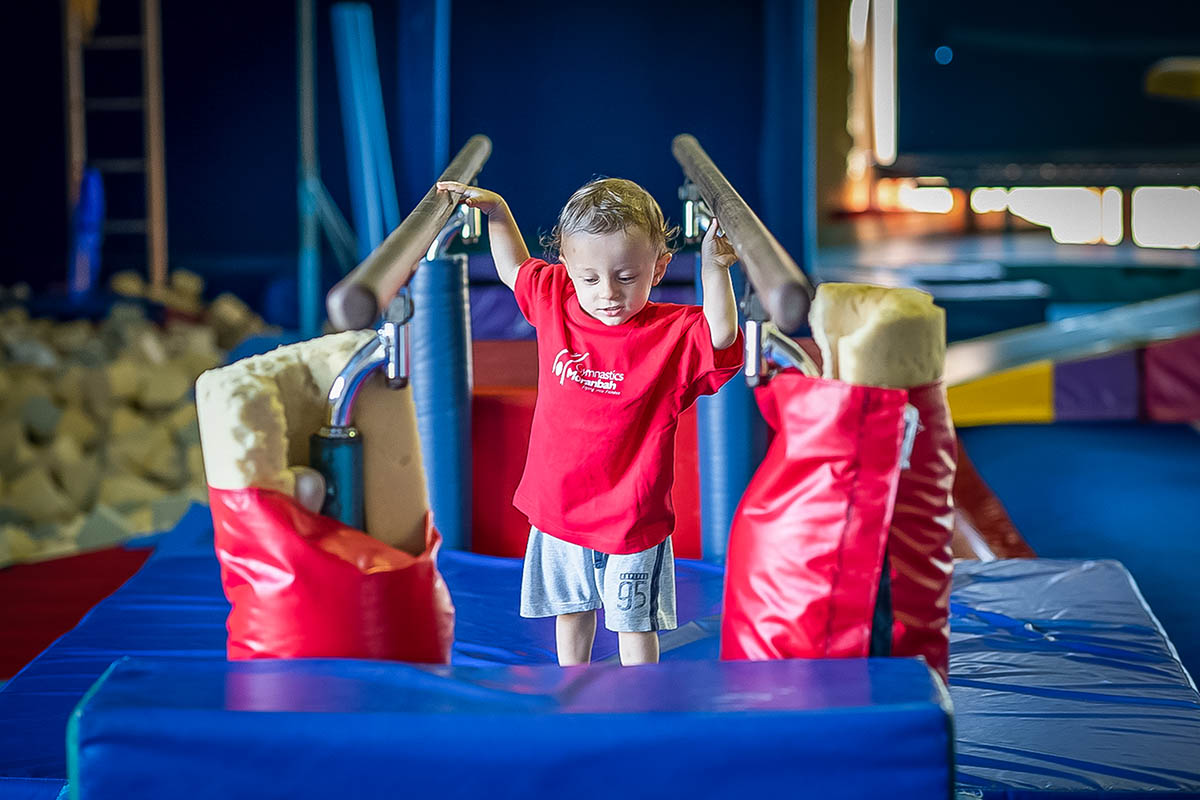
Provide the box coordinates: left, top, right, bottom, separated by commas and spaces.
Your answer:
195, 332, 428, 555
809, 282, 945, 389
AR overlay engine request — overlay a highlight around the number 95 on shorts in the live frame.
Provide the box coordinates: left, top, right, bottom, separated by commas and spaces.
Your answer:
519, 527, 677, 633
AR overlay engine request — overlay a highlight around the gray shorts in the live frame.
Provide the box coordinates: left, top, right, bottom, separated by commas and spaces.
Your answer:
520, 527, 677, 633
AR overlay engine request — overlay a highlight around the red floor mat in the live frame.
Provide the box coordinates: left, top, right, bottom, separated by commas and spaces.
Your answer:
0, 547, 151, 679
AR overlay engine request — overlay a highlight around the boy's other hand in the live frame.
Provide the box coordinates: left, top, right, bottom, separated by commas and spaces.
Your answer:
701, 217, 738, 271
436, 181, 505, 215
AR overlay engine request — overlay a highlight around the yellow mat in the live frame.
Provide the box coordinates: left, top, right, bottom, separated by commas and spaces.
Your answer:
948, 361, 1054, 427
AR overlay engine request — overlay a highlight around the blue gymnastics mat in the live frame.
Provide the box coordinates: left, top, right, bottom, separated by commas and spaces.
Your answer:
69, 656, 951, 799
1, 506, 1198, 798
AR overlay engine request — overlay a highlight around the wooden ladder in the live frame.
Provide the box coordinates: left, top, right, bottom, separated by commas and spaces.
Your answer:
62, 0, 168, 293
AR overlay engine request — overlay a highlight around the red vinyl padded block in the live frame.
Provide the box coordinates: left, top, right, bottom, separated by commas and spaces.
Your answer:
1143, 332, 1200, 422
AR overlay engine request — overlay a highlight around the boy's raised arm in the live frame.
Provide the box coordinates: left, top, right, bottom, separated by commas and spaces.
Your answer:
436, 181, 530, 291
700, 219, 740, 350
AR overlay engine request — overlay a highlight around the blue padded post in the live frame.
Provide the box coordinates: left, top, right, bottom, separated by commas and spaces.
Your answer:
410, 254, 472, 550
331, 4, 384, 258
694, 257, 763, 563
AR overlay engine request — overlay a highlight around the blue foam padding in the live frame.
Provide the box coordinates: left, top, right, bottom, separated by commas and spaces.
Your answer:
0, 779, 66, 800
69, 656, 951, 800
412, 255, 473, 550
950, 559, 1200, 798
0, 507, 226, 786
4, 508, 1200, 797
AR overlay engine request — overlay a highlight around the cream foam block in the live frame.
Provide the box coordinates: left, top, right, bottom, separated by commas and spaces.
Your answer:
809, 282, 945, 389
195, 332, 428, 555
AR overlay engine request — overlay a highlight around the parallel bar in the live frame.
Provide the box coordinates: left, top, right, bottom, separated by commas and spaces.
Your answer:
326, 134, 492, 331
672, 134, 813, 332
944, 290, 1200, 387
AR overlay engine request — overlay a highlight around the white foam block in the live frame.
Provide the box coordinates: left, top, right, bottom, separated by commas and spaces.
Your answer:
809, 282, 945, 389
195, 332, 428, 555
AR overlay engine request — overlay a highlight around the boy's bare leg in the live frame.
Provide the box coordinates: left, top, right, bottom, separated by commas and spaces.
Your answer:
618, 631, 660, 666
556, 610, 597, 666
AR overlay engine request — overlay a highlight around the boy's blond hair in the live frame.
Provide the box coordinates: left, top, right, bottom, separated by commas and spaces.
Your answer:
543, 178, 678, 261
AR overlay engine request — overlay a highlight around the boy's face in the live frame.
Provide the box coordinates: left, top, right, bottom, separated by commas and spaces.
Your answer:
561, 231, 671, 326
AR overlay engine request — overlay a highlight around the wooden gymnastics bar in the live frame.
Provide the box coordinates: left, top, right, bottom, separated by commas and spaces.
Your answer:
326, 134, 492, 331
671, 134, 813, 332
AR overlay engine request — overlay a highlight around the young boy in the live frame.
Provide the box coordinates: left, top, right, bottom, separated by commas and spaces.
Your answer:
437, 177, 743, 666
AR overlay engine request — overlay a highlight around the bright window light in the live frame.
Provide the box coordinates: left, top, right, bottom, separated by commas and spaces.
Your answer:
899, 184, 954, 213
1007, 187, 1102, 244
871, 0, 896, 165
1132, 187, 1200, 249
970, 188, 1009, 214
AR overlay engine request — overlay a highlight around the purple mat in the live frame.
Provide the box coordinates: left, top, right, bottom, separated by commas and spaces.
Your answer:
1053, 350, 1140, 421
469, 286, 534, 340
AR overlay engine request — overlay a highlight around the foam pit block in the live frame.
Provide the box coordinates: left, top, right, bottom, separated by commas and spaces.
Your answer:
70, 656, 952, 800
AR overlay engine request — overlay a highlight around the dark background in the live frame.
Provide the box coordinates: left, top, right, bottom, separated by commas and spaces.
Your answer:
5, 0, 765, 293
7, 0, 1198, 295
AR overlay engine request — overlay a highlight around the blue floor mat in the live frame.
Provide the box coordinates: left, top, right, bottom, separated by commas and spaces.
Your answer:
959, 422, 1200, 679
4, 500, 1200, 797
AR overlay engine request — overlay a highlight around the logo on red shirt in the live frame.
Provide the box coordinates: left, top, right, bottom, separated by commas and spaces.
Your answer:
552, 348, 626, 396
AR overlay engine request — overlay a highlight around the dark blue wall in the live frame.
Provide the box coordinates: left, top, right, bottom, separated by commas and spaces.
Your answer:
6, 3, 70, 289
896, 0, 1200, 160
448, 0, 765, 246
4, 1, 766, 295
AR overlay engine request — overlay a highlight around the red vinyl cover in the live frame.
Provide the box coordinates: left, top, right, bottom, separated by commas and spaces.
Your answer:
209, 487, 454, 664
953, 435, 1034, 559
887, 382, 956, 681
721, 372, 908, 661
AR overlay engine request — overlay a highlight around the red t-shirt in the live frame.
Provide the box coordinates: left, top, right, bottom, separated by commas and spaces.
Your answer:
511, 258, 744, 554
